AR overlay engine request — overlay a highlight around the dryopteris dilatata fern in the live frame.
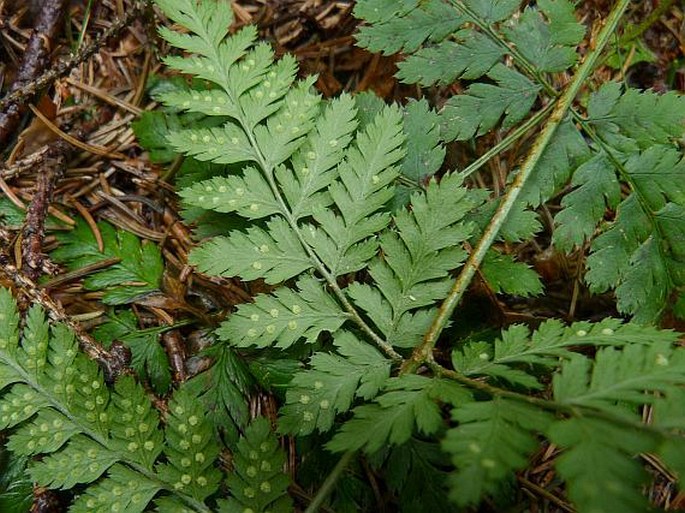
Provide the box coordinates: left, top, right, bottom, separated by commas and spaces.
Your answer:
355, 0, 685, 323
0, 287, 291, 512
147, 0, 685, 511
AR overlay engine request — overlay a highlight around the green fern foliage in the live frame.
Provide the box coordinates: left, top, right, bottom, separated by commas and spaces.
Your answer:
144, 1, 685, 512
52, 219, 163, 305
93, 310, 173, 395
219, 417, 292, 513
354, 0, 685, 322
327, 375, 468, 454
0, 287, 234, 512
443, 398, 552, 506
355, 0, 583, 133
279, 330, 391, 436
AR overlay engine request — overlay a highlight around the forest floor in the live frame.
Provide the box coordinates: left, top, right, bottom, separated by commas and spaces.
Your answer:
0, 0, 683, 511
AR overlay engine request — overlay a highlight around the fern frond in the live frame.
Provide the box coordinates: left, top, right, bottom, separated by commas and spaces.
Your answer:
93, 310, 173, 395
379, 439, 453, 513
328, 375, 469, 454
440, 64, 541, 142
186, 342, 252, 443
52, 219, 163, 305
157, 385, 222, 502
480, 251, 543, 297
396, 30, 505, 86
398, 99, 444, 188
582, 147, 685, 322
502, 0, 582, 72
0, 287, 237, 512
348, 173, 477, 348
443, 398, 552, 506
354, 0, 464, 55
220, 417, 293, 513
279, 331, 391, 435
305, 105, 405, 276
452, 319, 679, 389
277, 94, 358, 220
190, 218, 312, 283
70, 464, 162, 513
587, 83, 685, 150
553, 342, 685, 412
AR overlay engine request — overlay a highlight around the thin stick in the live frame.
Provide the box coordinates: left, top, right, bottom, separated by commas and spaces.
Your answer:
0, 0, 69, 147
304, 450, 355, 513
20, 141, 68, 280
0, 2, 146, 114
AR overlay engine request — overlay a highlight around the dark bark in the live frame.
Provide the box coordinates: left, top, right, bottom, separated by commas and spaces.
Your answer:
20, 140, 68, 280
0, 0, 69, 149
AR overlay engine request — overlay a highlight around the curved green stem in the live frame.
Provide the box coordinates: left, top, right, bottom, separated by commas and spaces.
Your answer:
428, 361, 676, 438
402, 0, 633, 374
304, 450, 356, 513
461, 99, 556, 179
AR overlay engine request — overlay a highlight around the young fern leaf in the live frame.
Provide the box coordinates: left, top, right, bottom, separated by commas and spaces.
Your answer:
52, 219, 163, 305
441, 64, 541, 142
93, 310, 173, 395
156, 385, 222, 503
451, 319, 677, 389
502, 0, 583, 72
328, 375, 469, 454
398, 99, 444, 185
217, 276, 349, 349
219, 417, 293, 513
348, 172, 478, 348
356, 0, 685, 322
354, 0, 464, 55
355, 0, 584, 140
186, 342, 252, 444
304, 105, 405, 277
279, 331, 391, 436
553, 342, 685, 412
442, 398, 553, 506
548, 418, 656, 513
378, 439, 453, 513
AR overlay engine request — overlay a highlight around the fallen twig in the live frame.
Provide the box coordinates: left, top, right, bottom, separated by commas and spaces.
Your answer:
0, 2, 146, 123
0, 0, 69, 148
20, 140, 69, 280
0, 254, 130, 382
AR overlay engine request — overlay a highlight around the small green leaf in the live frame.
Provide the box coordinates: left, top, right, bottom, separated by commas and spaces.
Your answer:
441, 64, 541, 142
328, 376, 470, 454
480, 251, 543, 297
220, 417, 293, 513
280, 331, 391, 435
218, 276, 349, 348
397, 30, 505, 86
444, 399, 552, 505
189, 217, 312, 283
